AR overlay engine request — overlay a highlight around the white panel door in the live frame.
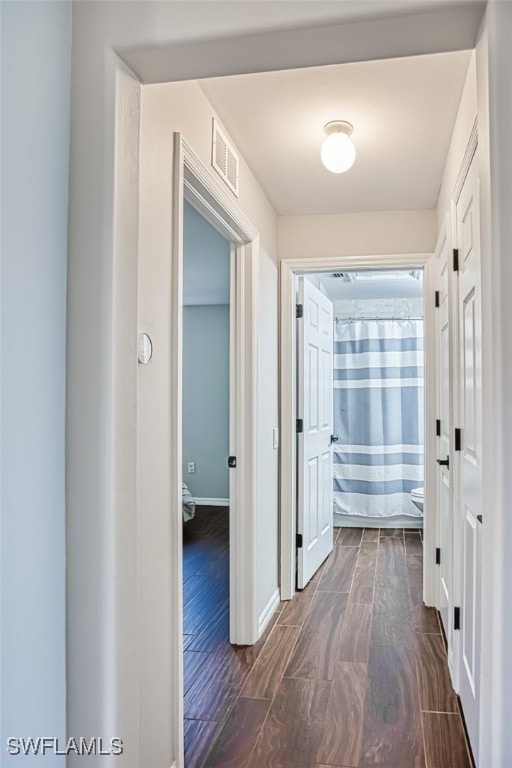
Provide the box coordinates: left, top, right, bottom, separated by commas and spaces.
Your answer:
455, 153, 482, 763
297, 277, 334, 589
435, 224, 454, 660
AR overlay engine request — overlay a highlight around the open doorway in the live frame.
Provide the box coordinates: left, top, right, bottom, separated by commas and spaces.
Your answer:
181, 199, 231, 645
280, 254, 435, 599
169, 138, 262, 765
295, 267, 425, 588
181, 200, 234, 763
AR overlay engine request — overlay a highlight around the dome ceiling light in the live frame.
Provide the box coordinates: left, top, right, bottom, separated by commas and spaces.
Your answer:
320, 120, 356, 174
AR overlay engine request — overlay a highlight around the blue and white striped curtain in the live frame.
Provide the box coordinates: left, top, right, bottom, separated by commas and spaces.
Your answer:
333, 319, 424, 520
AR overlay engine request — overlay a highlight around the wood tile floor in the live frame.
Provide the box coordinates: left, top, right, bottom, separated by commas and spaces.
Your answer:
183, 510, 473, 768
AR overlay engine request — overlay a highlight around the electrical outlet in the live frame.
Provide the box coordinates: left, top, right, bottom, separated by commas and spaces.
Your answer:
188, 462, 195, 474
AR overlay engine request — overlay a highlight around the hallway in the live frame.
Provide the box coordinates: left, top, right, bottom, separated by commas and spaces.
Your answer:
184, 514, 473, 767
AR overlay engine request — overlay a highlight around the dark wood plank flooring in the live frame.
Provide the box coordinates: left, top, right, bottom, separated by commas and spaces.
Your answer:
183, 513, 473, 768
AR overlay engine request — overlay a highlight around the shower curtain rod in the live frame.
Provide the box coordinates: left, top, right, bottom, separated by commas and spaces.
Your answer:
334, 316, 423, 324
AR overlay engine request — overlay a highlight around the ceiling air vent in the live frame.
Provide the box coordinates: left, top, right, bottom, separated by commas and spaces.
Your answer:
212, 118, 239, 197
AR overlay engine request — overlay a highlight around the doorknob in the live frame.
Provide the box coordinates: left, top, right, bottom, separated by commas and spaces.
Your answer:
330, 434, 339, 445
436, 456, 450, 469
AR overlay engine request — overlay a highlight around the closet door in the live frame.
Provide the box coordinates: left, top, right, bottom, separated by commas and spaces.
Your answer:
297, 277, 334, 588
455, 151, 482, 763
434, 221, 454, 668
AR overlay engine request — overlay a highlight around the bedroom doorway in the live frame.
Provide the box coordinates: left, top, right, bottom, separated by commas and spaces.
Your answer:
181, 200, 233, 759
279, 253, 435, 601
172, 138, 261, 765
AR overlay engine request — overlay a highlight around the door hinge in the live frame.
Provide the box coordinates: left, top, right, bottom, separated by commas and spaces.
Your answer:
296, 303, 304, 319
477, 514, 483, 524
436, 419, 441, 437
454, 427, 462, 451
228, 456, 237, 468
296, 533, 303, 548
454, 606, 461, 630
435, 290, 440, 308
453, 248, 459, 272
296, 418, 304, 434
436, 547, 441, 565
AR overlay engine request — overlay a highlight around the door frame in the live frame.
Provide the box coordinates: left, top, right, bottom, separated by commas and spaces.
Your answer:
433, 216, 456, 671
280, 253, 436, 602
442, 121, 478, 695
174, 134, 260, 647
449, 129, 481, 755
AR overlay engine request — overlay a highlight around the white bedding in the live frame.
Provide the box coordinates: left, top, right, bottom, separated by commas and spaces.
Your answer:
182, 482, 196, 522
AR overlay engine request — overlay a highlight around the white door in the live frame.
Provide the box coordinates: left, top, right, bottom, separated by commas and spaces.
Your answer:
455, 153, 482, 762
434, 222, 454, 663
297, 277, 334, 589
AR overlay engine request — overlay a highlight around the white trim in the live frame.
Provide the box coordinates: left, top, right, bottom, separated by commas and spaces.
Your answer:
172, 135, 260, 768
171, 134, 185, 768
452, 117, 478, 205
422, 254, 437, 607
258, 588, 280, 635
447, 125, 478, 702
432, 216, 455, 644
182, 142, 258, 242
192, 497, 230, 507
280, 253, 435, 604
175, 135, 260, 648
182, 150, 260, 646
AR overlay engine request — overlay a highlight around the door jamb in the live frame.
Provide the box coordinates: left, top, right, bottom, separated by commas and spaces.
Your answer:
174, 135, 260, 646
448, 123, 479, 704
173, 132, 260, 764
280, 253, 435, 602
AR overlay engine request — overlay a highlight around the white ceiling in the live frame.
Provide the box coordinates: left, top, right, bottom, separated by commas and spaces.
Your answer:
199, 51, 471, 215
312, 270, 424, 300
123, 2, 484, 85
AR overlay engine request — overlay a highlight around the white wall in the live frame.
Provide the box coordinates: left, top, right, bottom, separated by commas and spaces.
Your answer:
279, 209, 437, 260
65, 4, 499, 768
475, 5, 512, 765
0, 1, 70, 762
434, 30, 512, 766
136, 78, 279, 765
139, 77, 279, 609
436, 52, 477, 228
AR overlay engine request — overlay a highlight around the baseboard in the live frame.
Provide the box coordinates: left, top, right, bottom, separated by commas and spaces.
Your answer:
193, 497, 230, 507
258, 588, 280, 636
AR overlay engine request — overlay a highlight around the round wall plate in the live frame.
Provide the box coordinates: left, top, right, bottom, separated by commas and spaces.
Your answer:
138, 333, 153, 364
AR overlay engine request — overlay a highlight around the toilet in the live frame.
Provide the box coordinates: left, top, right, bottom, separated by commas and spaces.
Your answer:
411, 487, 424, 512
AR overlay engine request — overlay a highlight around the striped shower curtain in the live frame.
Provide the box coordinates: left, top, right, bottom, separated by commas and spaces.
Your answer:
333, 318, 424, 521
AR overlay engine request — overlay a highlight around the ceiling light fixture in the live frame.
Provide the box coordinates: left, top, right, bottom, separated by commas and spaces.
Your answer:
320, 120, 356, 174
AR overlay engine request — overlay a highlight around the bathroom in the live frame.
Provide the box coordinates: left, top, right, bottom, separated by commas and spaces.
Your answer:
307, 268, 425, 529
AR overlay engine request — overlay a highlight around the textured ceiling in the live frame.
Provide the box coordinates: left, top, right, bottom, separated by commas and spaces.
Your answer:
199, 51, 471, 215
